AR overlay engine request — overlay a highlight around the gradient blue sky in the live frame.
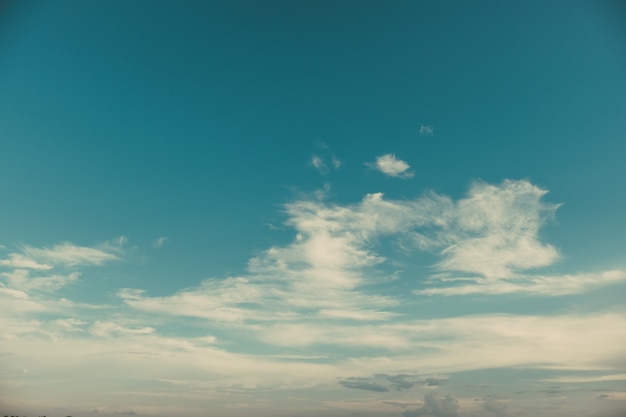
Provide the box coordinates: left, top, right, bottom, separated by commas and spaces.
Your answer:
1, 1, 626, 417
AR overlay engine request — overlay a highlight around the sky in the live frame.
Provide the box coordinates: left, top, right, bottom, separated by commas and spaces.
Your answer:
1, 1, 626, 416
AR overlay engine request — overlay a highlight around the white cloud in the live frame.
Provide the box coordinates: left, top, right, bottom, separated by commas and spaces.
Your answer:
419, 124, 434, 135
0, 286, 29, 300
310, 143, 341, 175
311, 155, 325, 171
52, 318, 87, 332
117, 180, 625, 332
311, 154, 342, 174
2, 179, 625, 416
1, 269, 80, 292
434, 180, 560, 278
90, 321, 155, 337
0, 253, 52, 270
543, 373, 626, 383
2, 307, 626, 415
154, 237, 167, 248
415, 270, 626, 296
367, 154, 414, 178
22, 242, 121, 266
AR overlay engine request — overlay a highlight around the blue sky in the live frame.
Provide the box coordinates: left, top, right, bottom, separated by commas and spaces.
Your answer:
1, 1, 626, 416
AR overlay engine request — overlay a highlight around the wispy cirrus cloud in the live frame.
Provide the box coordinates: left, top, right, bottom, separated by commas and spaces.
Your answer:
543, 373, 626, 383
367, 153, 414, 178
0, 253, 52, 270
153, 237, 167, 248
21, 241, 121, 267
0, 240, 125, 322
415, 270, 626, 296
90, 321, 155, 338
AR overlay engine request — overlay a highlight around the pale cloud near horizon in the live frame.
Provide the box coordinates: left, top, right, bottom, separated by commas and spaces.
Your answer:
1, 180, 626, 416
367, 153, 414, 178
542, 373, 626, 383
414, 270, 626, 296
403, 391, 459, 417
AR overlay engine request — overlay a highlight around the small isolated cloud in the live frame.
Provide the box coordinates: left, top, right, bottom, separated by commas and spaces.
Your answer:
311, 155, 325, 171
113, 236, 128, 247
367, 154, 414, 178
310, 142, 341, 175
154, 237, 167, 248
420, 124, 434, 135
403, 391, 460, 417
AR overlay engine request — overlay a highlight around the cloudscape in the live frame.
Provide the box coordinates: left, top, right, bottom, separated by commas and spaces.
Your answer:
1, 2, 625, 417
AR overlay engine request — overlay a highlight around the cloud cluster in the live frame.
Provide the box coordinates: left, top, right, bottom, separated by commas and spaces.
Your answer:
0, 241, 122, 299
0, 240, 123, 327
119, 179, 624, 330
311, 142, 341, 175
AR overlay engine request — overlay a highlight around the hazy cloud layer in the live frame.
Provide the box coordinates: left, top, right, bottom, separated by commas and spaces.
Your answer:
1, 180, 625, 416
339, 374, 421, 392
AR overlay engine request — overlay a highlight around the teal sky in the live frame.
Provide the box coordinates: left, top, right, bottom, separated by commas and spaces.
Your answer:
1, 1, 626, 416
